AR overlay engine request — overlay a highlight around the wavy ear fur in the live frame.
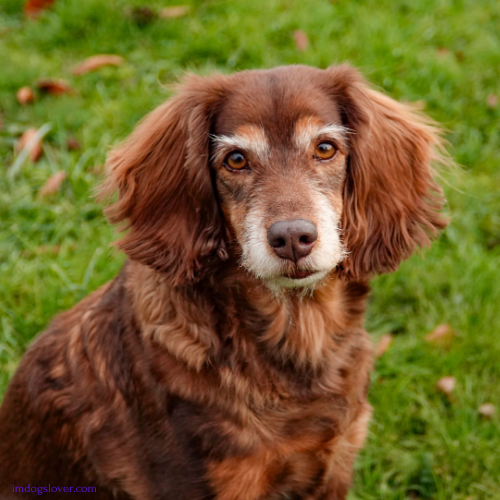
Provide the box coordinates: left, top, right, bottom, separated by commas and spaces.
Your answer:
101, 75, 228, 285
325, 65, 449, 280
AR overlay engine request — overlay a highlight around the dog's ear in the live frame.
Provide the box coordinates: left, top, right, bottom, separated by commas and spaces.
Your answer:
101, 75, 228, 285
325, 65, 449, 280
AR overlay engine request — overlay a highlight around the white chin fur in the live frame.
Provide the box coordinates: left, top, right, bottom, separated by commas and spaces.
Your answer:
267, 270, 329, 289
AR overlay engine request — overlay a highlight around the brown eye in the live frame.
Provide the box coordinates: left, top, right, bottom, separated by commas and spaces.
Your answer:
224, 151, 248, 171
315, 142, 336, 160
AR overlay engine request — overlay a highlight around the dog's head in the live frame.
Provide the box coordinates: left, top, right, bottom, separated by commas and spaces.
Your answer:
103, 65, 448, 291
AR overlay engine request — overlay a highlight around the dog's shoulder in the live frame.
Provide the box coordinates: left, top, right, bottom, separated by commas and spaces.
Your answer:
0, 270, 134, 491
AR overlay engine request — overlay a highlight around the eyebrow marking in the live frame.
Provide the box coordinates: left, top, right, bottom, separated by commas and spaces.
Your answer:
294, 117, 348, 152
211, 125, 269, 163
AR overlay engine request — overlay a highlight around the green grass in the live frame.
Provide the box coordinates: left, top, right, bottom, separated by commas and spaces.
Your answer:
1, 0, 499, 498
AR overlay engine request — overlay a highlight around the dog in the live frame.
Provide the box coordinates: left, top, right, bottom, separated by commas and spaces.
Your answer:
0, 64, 448, 499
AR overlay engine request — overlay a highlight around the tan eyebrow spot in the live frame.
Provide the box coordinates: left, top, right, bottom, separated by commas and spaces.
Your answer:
295, 116, 324, 135
235, 124, 268, 145
294, 116, 347, 152
212, 125, 269, 162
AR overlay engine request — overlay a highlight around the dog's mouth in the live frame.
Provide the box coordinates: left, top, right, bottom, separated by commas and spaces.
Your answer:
264, 268, 330, 291
283, 269, 314, 280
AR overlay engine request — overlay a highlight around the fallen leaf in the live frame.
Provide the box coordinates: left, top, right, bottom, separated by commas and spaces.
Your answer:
66, 137, 81, 150
487, 94, 498, 108
72, 55, 125, 76
126, 6, 156, 25
36, 78, 74, 95
10, 123, 51, 178
16, 128, 43, 162
17, 86, 35, 105
425, 324, 455, 346
293, 30, 309, 51
375, 334, 393, 358
39, 171, 66, 196
436, 376, 455, 396
159, 5, 190, 18
24, 0, 55, 18
478, 403, 496, 418
437, 47, 450, 57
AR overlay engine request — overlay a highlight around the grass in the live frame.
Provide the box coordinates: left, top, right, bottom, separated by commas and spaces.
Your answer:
1, 0, 499, 498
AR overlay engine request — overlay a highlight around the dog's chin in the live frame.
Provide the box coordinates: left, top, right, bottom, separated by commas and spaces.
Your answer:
264, 270, 330, 292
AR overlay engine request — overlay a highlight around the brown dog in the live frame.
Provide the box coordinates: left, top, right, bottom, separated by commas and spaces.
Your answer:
0, 65, 448, 499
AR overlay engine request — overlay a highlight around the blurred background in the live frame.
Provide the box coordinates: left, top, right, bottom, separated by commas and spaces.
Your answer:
1, 0, 499, 498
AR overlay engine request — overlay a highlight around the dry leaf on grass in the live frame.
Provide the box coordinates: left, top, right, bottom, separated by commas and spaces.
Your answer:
9, 123, 51, 179
293, 30, 309, 51
425, 324, 455, 346
375, 334, 393, 358
24, 0, 55, 18
36, 79, 75, 95
126, 6, 156, 26
16, 128, 44, 163
17, 86, 35, 105
72, 55, 125, 76
478, 403, 496, 418
487, 94, 498, 108
39, 171, 66, 196
66, 137, 81, 150
436, 376, 455, 396
437, 47, 450, 57
159, 6, 190, 19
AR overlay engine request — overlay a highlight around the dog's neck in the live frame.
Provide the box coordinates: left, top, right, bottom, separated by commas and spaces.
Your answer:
126, 260, 369, 373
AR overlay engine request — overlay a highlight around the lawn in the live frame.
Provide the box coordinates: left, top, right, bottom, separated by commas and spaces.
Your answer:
1, 0, 499, 498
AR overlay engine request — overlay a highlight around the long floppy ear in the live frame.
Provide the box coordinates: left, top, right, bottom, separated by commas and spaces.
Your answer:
101, 75, 228, 285
325, 65, 449, 280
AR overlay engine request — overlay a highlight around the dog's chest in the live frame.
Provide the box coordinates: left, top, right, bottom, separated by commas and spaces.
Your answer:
205, 406, 341, 500
164, 366, 350, 500
145, 292, 372, 499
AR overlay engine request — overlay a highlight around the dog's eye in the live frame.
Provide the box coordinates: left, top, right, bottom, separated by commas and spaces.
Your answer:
224, 151, 248, 171
314, 142, 336, 160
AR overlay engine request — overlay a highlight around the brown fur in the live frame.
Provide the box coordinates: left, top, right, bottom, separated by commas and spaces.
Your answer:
0, 64, 448, 499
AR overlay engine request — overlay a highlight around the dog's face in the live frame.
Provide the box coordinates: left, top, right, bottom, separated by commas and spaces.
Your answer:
103, 65, 447, 291
210, 74, 349, 290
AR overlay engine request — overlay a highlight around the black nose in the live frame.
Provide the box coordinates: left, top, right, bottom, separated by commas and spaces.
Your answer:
267, 219, 318, 263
